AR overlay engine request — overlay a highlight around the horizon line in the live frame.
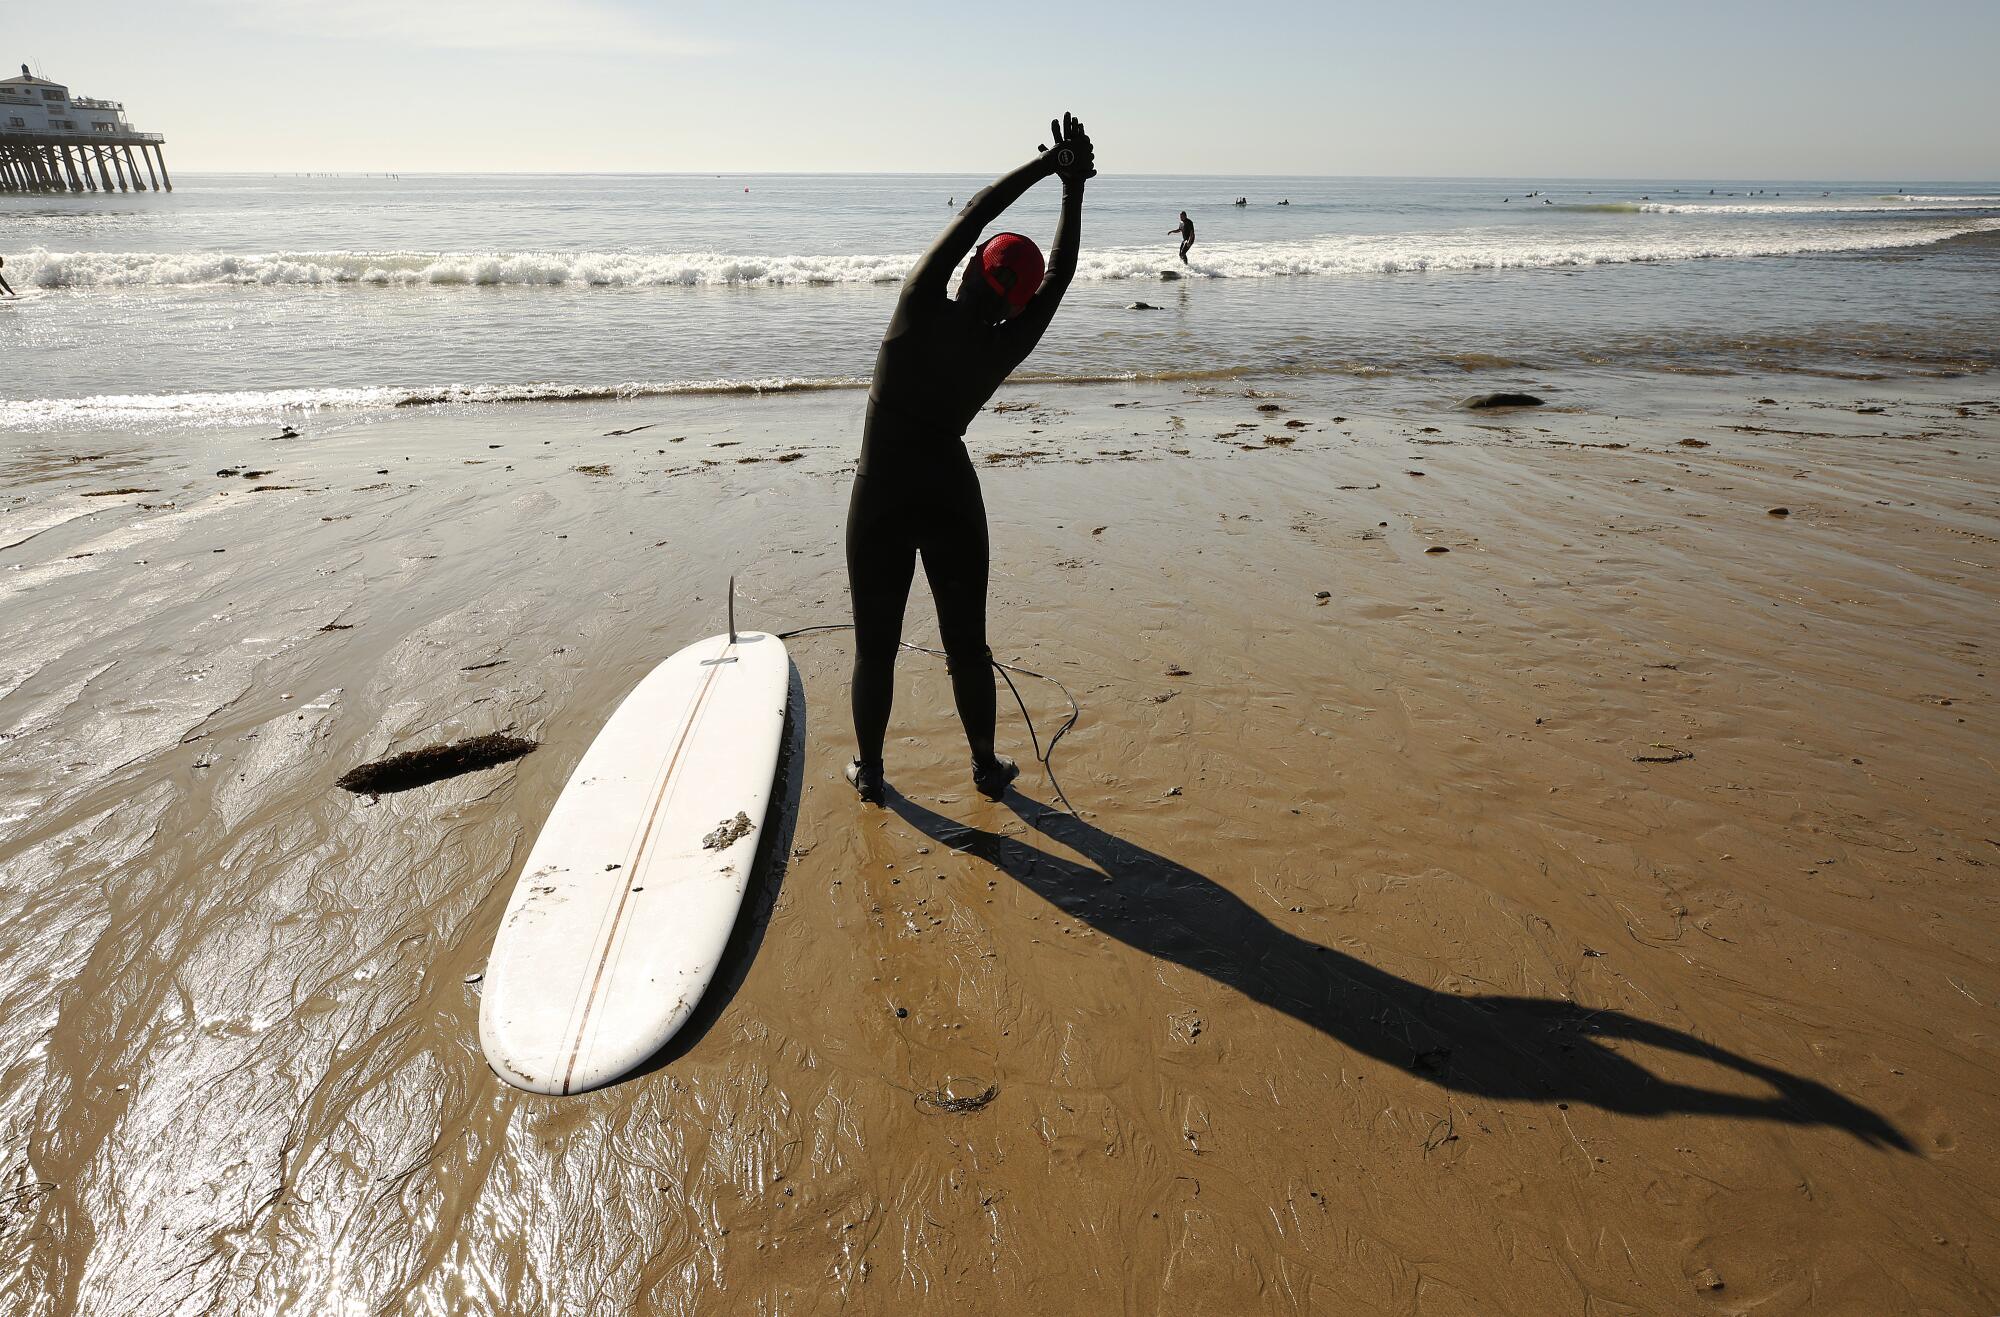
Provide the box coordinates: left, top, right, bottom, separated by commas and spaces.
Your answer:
117, 170, 2000, 185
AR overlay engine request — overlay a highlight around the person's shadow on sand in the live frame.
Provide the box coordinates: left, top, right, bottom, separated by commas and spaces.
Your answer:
886, 791, 1910, 1151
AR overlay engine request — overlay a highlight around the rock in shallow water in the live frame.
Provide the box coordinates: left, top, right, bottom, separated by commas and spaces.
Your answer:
1462, 392, 1545, 409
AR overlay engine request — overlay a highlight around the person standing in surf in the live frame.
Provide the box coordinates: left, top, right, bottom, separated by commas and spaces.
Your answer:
1171, 211, 1195, 265
843, 113, 1096, 805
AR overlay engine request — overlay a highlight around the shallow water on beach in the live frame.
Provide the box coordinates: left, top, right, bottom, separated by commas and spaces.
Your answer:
3, 173, 1998, 431
1, 372, 1997, 1313
5, 173, 2000, 1313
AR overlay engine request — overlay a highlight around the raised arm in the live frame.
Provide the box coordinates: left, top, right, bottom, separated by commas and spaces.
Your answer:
996, 115, 1093, 356
901, 153, 1058, 311
998, 175, 1084, 354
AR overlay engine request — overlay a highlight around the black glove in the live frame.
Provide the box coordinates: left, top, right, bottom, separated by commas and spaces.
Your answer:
1038, 111, 1096, 184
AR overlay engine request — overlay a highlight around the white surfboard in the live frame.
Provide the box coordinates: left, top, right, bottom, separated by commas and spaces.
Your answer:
479, 629, 789, 1095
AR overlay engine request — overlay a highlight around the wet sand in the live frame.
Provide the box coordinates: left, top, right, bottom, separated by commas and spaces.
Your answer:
1, 373, 1997, 1313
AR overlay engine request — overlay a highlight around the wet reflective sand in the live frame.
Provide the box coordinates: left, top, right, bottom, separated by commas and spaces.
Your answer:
2, 376, 1996, 1313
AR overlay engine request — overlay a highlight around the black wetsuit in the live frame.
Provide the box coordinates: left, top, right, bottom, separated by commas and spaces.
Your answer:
846, 156, 1082, 768
1175, 215, 1195, 264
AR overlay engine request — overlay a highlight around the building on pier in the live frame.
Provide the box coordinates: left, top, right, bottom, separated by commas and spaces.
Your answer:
0, 65, 171, 194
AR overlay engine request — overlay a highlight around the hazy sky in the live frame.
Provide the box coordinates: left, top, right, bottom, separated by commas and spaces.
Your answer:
9, 0, 1998, 177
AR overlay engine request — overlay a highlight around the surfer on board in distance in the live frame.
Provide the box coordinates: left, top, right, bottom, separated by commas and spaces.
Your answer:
843, 112, 1096, 806
1171, 210, 1195, 265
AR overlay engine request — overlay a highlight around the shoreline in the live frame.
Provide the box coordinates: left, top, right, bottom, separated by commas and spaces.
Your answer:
10, 343, 2000, 438
1, 368, 1997, 1312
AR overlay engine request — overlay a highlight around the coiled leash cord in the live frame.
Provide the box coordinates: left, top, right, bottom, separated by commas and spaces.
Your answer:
775, 622, 1081, 814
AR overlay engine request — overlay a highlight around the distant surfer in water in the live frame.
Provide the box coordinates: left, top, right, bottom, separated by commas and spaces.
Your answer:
1171, 211, 1195, 265
0, 256, 14, 298
843, 112, 1095, 805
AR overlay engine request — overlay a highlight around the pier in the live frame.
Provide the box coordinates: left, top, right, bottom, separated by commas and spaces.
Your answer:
0, 65, 170, 193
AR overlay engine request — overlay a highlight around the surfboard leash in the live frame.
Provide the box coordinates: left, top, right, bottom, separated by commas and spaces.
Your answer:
773, 623, 1080, 813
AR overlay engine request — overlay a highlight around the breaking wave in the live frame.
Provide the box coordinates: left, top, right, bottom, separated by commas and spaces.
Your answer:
0, 363, 1404, 430
1636, 201, 2000, 215
0, 379, 869, 428
12, 215, 1998, 292
1549, 200, 2000, 215
9, 249, 920, 289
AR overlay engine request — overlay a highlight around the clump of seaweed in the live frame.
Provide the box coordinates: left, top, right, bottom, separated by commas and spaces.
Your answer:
336, 733, 537, 795
918, 1083, 999, 1115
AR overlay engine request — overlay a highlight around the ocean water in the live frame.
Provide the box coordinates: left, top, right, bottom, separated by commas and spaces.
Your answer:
2, 173, 1997, 432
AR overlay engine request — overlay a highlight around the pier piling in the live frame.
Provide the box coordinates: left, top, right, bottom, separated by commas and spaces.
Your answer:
1, 67, 171, 195
0, 135, 173, 194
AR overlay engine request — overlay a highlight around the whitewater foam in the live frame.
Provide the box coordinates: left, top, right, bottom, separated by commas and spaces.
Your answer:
0, 365, 1394, 431
10, 249, 919, 290
1634, 200, 2000, 215
0, 378, 876, 430
1552, 199, 2000, 216
13, 213, 1996, 294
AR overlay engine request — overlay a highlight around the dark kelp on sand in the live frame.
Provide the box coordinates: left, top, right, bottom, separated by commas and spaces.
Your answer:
336, 734, 539, 796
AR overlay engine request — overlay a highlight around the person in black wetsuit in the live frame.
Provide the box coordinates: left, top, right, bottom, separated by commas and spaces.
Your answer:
844, 112, 1096, 805
1171, 211, 1194, 264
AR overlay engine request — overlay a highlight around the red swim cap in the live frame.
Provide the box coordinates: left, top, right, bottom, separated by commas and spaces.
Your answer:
978, 232, 1044, 313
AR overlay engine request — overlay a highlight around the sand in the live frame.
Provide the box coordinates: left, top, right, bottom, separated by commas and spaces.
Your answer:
0, 371, 1996, 1314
